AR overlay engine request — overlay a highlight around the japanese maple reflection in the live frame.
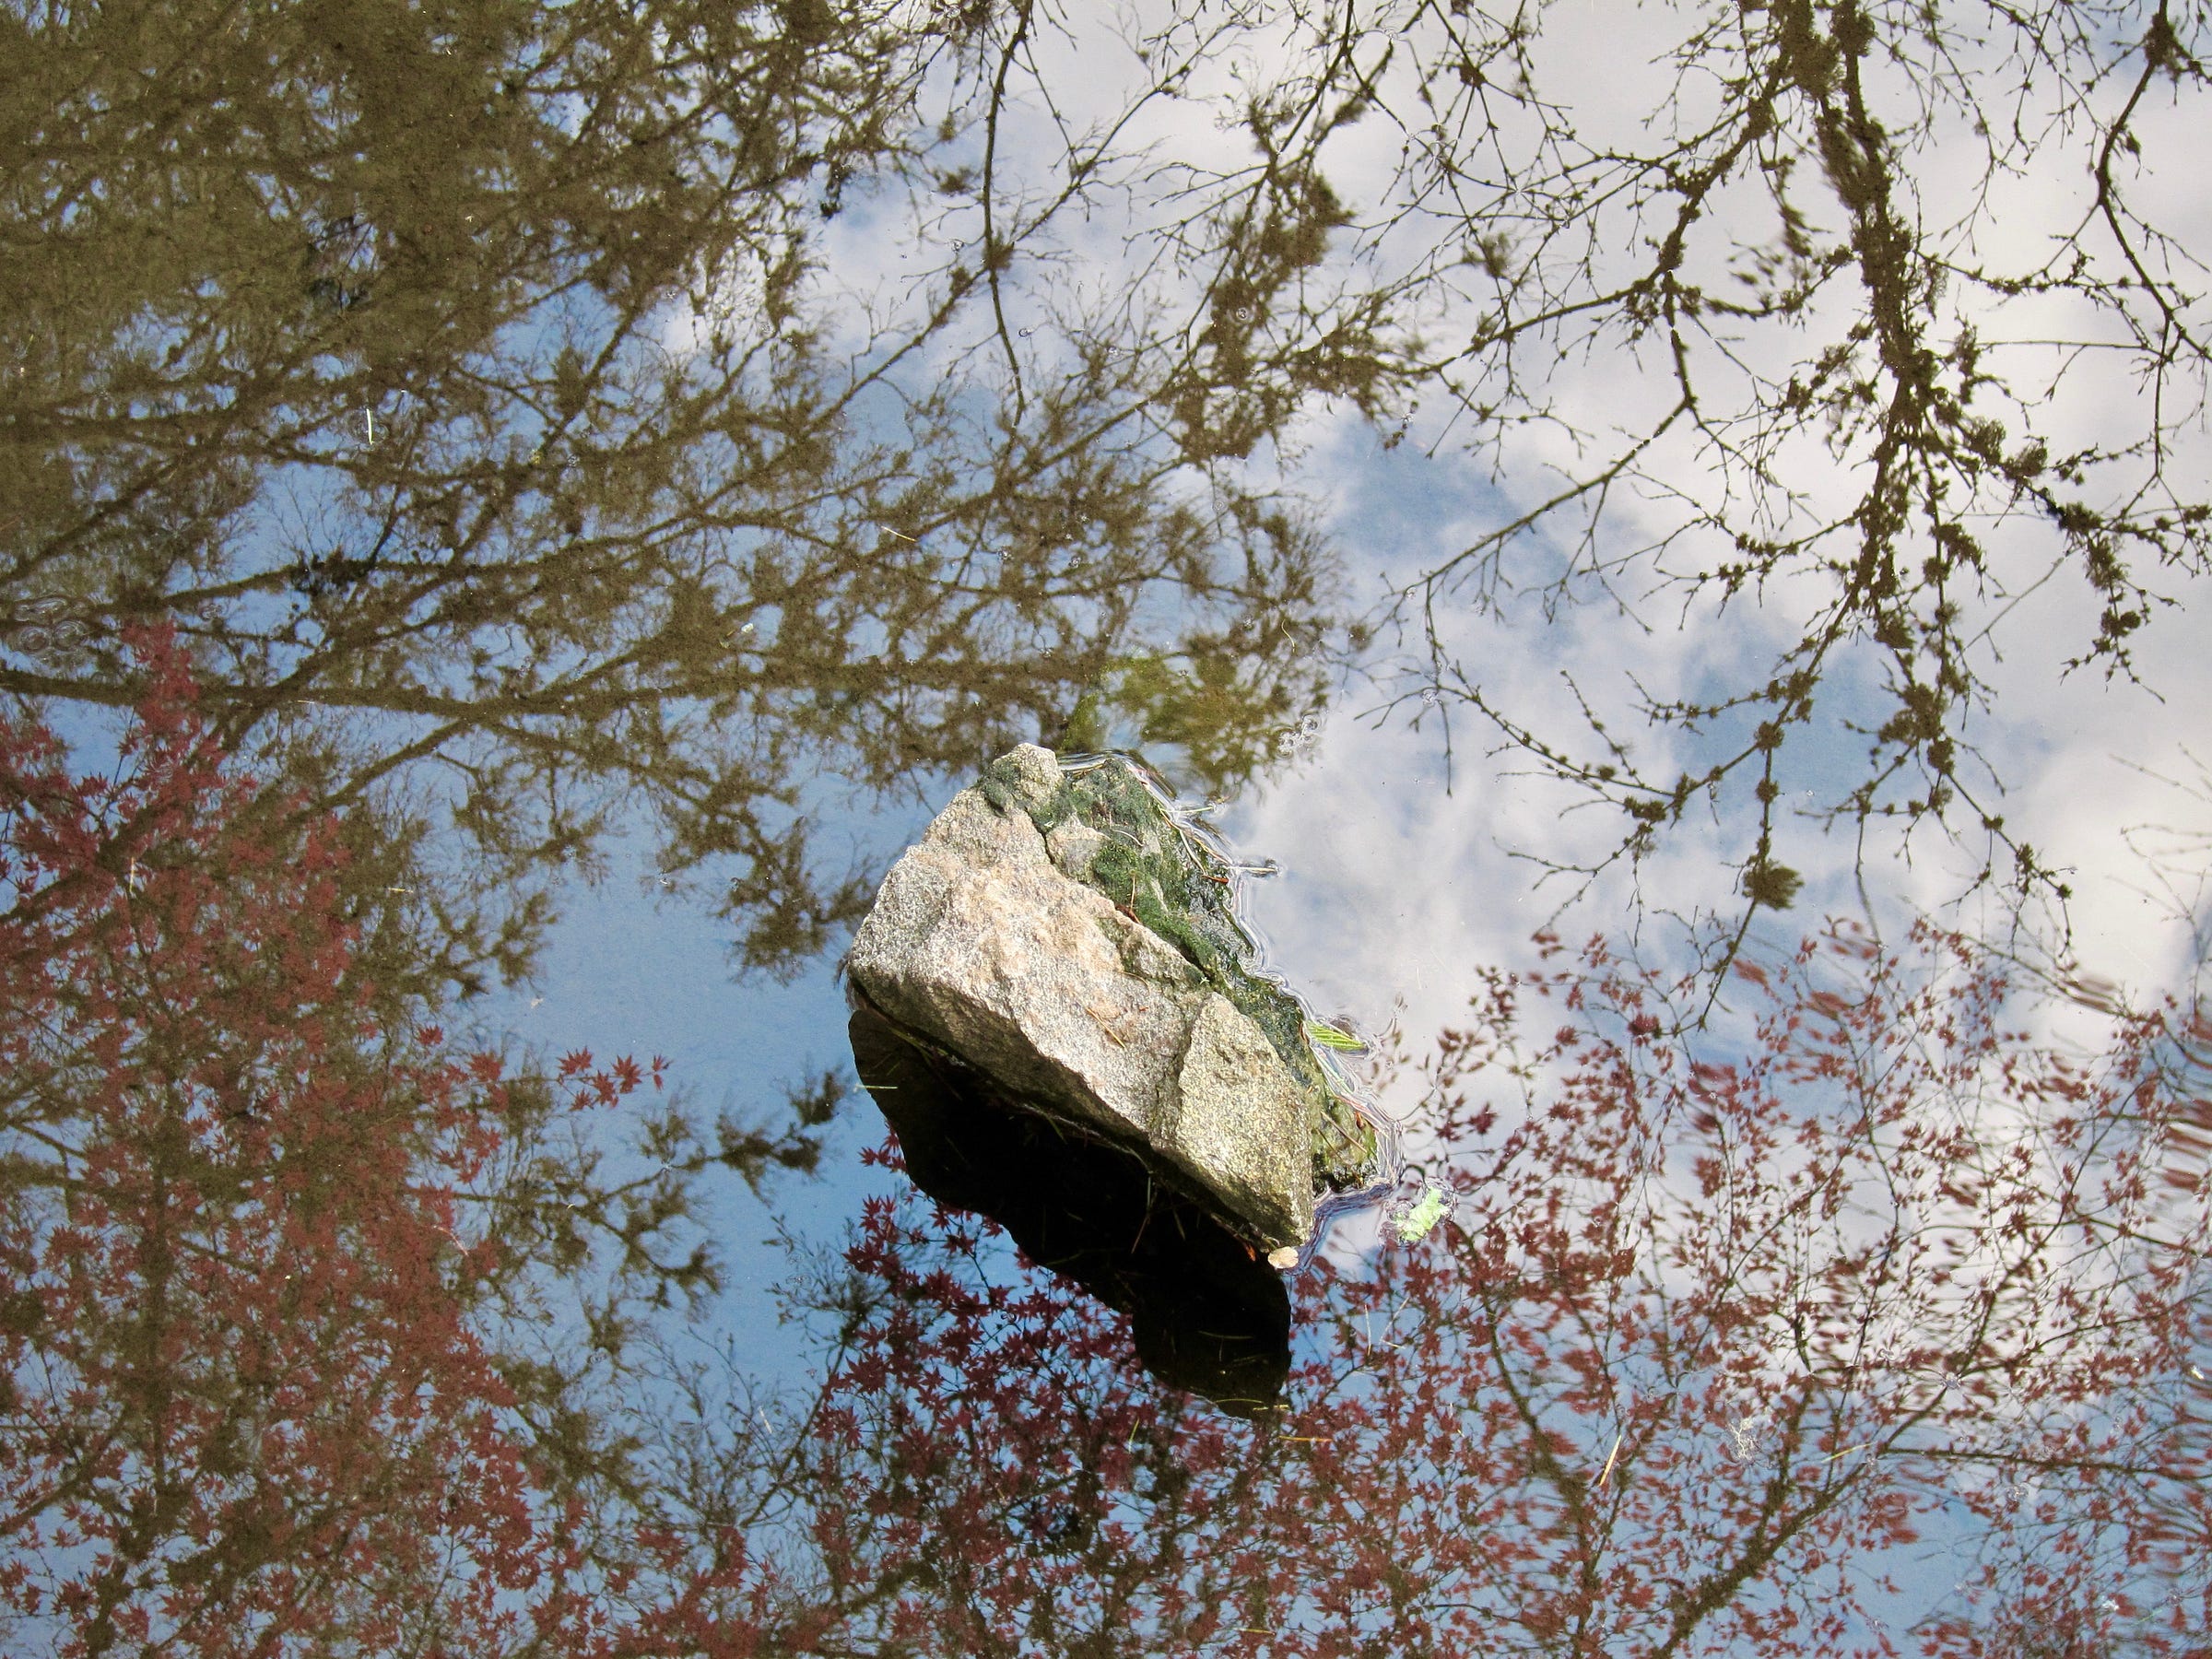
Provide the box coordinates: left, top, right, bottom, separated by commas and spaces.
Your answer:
17, 665, 2209, 1653
846, 996, 1291, 1418
699, 925, 2212, 1655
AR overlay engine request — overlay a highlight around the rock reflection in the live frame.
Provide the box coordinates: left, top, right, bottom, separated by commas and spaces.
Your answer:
848, 994, 1291, 1418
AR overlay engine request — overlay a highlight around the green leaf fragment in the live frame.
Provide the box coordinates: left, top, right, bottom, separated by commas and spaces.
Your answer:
1305, 1019, 1367, 1052
1394, 1185, 1448, 1242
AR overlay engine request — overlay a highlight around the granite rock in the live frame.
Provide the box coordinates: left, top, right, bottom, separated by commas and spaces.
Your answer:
846, 743, 1377, 1252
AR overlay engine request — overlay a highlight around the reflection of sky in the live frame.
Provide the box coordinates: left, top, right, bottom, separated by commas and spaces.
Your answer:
783, 0, 2212, 1025
454, 789, 940, 1398
19, 2, 2211, 1641
439, 0, 2212, 1522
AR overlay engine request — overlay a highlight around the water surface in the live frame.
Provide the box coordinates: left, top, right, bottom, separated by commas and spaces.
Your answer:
5, 0, 2209, 1652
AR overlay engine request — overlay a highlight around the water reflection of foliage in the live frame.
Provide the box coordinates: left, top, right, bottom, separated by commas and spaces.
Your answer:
625, 921, 2212, 1655
0, 633, 658, 1655
11, 0, 2212, 989
0, 0, 1364, 999
1104, 1, 2212, 955
8, 648, 2206, 1653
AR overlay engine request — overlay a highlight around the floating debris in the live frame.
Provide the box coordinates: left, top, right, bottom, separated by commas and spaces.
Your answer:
1394, 1184, 1449, 1242
1305, 1018, 1367, 1052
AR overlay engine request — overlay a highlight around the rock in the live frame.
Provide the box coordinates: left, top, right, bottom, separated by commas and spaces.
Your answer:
845, 743, 1377, 1253
1160, 995, 1316, 1246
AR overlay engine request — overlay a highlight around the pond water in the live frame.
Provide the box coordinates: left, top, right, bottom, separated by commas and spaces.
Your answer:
5, 0, 2210, 1653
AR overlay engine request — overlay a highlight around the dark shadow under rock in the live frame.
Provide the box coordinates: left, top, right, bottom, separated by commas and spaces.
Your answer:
848, 996, 1292, 1418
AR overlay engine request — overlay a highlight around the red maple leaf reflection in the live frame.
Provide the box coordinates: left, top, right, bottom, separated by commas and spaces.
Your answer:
0, 627, 665, 1658
11, 629, 2206, 1657
720, 925, 2212, 1655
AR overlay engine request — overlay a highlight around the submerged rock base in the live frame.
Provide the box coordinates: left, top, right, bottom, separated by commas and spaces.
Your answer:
849, 997, 1291, 1418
